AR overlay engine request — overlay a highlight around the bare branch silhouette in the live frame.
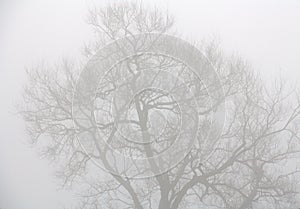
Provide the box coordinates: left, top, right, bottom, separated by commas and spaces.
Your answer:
20, 1, 300, 209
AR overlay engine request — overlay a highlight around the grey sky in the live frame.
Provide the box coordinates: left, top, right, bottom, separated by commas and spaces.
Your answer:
0, 0, 300, 208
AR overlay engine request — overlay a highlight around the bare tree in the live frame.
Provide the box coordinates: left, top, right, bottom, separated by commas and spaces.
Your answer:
20, 2, 300, 209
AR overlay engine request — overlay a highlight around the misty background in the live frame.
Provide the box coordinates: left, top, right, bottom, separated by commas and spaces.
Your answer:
0, 0, 300, 208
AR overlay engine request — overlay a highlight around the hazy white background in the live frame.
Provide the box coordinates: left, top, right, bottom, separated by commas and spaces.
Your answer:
0, 0, 299, 208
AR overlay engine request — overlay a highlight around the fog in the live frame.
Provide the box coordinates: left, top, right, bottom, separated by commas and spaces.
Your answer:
0, 0, 300, 208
